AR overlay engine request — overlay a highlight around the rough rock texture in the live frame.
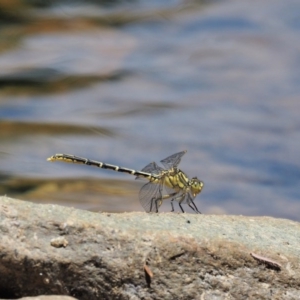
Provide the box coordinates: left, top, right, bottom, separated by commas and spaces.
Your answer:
0, 196, 300, 300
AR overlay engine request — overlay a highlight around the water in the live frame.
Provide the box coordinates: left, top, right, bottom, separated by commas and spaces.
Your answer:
1, 0, 300, 220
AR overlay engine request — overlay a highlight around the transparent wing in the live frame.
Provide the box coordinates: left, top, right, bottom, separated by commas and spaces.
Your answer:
139, 181, 162, 212
163, 182, 177, 197
135, 161, 164, 179
141, 161, 164, 174
160, 150, 187, 169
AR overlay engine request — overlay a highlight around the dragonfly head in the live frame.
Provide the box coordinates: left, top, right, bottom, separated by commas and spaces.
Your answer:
190, 177, 204, 197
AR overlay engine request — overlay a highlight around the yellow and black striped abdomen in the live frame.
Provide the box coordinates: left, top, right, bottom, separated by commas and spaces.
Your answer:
47, 154, 155, 180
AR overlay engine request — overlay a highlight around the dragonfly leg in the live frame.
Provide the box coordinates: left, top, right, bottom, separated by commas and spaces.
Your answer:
148, 197, 162, 213
155, 198, 162, 213
149, 197, 155, 212
188, 200, 202, 214
161, 192, 177, 212
178, 202, 185, 213
148, 192, 178, 213
170, 199, 175, 212
173, 194, 184, 213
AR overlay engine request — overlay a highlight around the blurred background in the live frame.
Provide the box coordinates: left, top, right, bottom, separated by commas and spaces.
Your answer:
0, 0, 299, 219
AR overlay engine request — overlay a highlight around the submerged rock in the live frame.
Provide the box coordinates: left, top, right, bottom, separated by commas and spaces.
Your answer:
0, 196, 300, 300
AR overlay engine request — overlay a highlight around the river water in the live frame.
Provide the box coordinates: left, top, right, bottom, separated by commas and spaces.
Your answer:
1, 0, 300, 220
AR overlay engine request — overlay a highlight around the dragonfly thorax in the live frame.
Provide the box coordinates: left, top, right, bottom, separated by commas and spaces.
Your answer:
161, 168, 190, 191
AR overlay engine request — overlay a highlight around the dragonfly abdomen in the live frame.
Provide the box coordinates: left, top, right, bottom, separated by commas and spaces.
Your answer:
47, 154, 155, 180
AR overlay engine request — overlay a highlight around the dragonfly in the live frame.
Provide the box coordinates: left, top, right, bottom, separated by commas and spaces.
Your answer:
47, 150, 204, 213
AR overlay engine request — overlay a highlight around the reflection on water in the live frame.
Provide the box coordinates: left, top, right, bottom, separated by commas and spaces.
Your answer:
0, 0, 300, 220
0, 120, 115, 136
0, 176, 140, 212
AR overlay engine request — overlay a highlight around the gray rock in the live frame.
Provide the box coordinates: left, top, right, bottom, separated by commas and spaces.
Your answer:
0, 195, 300, 300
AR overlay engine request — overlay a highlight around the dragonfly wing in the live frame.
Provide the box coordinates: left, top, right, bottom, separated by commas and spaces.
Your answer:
135, 162, 164, 179
163, 182, 177, 197
139, 181, 162, 212
160, 150, 187, 169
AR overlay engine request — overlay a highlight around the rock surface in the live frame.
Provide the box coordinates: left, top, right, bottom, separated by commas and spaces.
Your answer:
0, 196, 300, 300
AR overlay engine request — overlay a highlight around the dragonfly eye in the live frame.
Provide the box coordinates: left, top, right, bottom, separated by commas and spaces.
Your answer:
190, 178, 204, 195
